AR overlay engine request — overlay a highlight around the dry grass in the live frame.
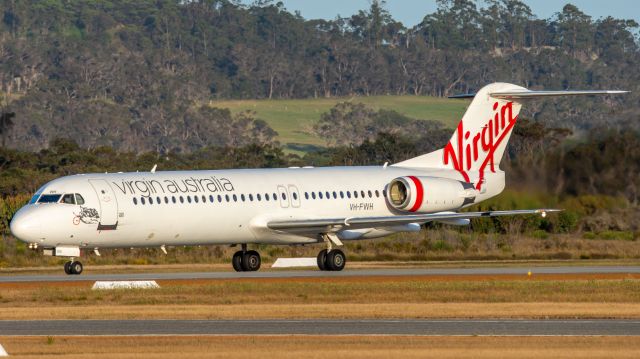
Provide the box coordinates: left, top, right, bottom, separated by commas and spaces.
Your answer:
0, 302, 639, 320
1, 335, 639, 359
0, 276, 639, 320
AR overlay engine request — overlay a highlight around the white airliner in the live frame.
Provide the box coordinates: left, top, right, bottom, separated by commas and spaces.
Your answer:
9, 83, 627, 275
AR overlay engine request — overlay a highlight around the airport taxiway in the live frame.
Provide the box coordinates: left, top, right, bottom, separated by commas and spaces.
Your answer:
1, 265, 639, 283
0, 319, 639, 336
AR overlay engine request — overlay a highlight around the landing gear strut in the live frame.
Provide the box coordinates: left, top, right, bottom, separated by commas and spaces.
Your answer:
232, 245, 261, 272
64, 260, 83, 275
317, 249, 346, 271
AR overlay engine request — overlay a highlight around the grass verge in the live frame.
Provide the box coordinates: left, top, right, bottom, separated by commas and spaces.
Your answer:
1, 336, 639, 359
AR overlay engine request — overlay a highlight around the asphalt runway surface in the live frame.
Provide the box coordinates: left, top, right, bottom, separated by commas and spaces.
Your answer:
0, 265, 639, 283
0, 319, 639, 336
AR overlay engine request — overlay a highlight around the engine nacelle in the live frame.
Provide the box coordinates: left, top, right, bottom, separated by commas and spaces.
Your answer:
386, 176, 474, 213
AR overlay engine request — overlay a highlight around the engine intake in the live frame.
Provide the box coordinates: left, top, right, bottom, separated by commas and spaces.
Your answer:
386, 176, 473, 213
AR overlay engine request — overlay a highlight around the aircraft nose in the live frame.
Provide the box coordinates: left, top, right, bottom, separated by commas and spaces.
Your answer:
9, 207, 42, 242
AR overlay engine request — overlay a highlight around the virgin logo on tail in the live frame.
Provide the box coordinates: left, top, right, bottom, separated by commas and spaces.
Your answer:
443, 101, 517, 190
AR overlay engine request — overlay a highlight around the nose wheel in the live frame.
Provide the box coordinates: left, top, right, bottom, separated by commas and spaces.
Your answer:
317, 249, 346, 271
231, 249, 261, 272
64, 260, 83, 275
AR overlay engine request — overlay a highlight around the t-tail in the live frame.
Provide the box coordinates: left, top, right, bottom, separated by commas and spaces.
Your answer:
393, 82, 628, 190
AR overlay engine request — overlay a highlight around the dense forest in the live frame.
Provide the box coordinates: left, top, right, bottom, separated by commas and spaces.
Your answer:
0, 0, 638, 152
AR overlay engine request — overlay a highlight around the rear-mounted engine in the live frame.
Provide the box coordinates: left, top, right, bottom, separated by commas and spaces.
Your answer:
386, 176, 476, 213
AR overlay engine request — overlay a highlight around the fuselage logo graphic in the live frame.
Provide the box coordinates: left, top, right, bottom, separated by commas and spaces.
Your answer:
443, 101, 517, 189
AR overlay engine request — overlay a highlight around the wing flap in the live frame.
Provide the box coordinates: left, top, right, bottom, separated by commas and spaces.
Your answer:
267, 209, 559, 232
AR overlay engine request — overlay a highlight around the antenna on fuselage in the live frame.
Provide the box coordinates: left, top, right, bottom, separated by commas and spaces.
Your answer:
150, 164, 157, 173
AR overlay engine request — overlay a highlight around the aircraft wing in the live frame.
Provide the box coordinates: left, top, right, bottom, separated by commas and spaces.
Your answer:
267, 209, 559, 233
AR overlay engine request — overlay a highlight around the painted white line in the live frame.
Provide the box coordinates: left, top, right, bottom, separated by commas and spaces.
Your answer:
0, 343, 8, 356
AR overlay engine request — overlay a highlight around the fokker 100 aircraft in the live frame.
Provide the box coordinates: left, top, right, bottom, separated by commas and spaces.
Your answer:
9, 83, 627, 274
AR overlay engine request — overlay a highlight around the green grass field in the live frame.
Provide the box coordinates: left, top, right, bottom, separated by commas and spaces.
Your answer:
208, 96, 469, 151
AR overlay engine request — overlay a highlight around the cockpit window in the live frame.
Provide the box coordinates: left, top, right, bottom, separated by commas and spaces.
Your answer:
29, 193, 41, 204
37, 194, 62, 203
75, 194, 85, 205
61, 194, 76, 205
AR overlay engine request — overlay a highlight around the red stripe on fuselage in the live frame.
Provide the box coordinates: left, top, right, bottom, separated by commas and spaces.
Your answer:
408, 176, 424, 212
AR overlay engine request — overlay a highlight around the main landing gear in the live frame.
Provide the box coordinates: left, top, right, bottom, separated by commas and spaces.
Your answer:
316, 249, 346, 271
232, 244, 261, 272
63, 260, 83, 275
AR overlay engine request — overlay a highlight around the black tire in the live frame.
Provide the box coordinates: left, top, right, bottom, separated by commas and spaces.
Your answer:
317, 249, 328, 271
242, 250, 261, 271
70, 261, 83, 275
232, 251, 243, 272
64, 261, 72, 275
325, 249, 346, 271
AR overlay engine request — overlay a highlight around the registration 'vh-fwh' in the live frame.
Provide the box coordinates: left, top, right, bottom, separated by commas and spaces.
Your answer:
9, 83, 627, 275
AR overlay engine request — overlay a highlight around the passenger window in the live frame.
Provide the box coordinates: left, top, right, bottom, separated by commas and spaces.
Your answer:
346, 191, 351, 199
324, 191, 329, 199
375, 190, 380, 198
265, 193, 270, 201
273, 193, 277, 200
188, 196, 192, 203
368, 190, 372, 198
333, 191, 337, 199
225, 195, 230, 202
340, 191, 344, 199
218, 195, 222, 202
382, 189, 387, 198
75, 194, 85, 205
361, 191, 365, 198
157, 196, 161, 204
241, 194, 245, 202
311, 192, 316, 199
282, 193, 287, 200
172, 196, 176, 203
233, 194, 237, 202
249, 194, 253, 201
149, 197, 154, 205
305, 192, 309, 200
133, 198, 138, 205
210, 195, 214, 203
61, 194, 75, 205
194, 196, 199, 203
141, 197, 146, 205
257, 193, 262, 201
319, 192, 323, 199
354, 191, 359, 198
179, 196, 184, 203
165, 197, 169, 204
293, 192, 298, 200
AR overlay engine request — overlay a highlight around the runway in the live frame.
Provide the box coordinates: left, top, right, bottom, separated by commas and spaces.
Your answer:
1, 265, 639, 283
0, 319, 638, 336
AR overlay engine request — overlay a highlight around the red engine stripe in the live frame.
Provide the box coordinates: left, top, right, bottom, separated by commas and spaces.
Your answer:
408, 176, 424, 212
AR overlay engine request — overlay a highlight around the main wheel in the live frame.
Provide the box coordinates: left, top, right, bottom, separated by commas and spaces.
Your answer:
241, 250, 261, 272
232, 251, 243, 272
64, 261, 72, 275
70, 261, 83, 275
316, 249, 328, 271
325, 249, 346, 271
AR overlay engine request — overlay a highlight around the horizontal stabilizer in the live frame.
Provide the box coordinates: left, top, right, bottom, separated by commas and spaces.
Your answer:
490, 90, 629, 99
449, 89, 628, 99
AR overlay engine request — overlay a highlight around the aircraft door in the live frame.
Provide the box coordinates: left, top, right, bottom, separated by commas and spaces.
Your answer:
89, 179, 119, 230
277, 185, 289, 208
288, 185, 301, 208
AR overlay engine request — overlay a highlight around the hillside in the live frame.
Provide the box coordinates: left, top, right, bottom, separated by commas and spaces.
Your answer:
209, 96, 469, 151
0, 0, 637, 153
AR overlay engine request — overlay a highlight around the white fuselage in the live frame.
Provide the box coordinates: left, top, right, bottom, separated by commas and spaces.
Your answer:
10, 165, 504, 250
